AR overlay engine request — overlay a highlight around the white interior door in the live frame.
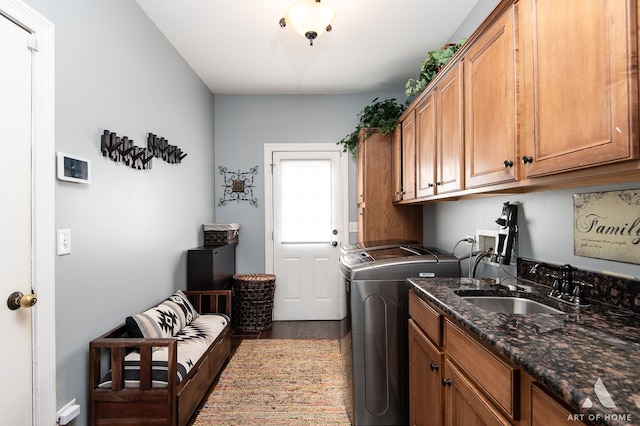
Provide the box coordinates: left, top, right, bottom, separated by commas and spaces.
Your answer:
0, 13, 34, 425
269, 148, 346, 320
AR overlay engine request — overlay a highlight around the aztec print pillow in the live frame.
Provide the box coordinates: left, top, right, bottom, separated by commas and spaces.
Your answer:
168, 290, 199, 323
125, 290, 199, 339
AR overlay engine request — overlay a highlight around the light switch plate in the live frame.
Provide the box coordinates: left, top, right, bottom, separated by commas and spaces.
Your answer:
349, 222, 358, 233
57, 229, 71, 255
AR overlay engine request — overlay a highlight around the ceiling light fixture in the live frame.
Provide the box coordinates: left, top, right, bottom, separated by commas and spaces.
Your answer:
279, 0, 335, 46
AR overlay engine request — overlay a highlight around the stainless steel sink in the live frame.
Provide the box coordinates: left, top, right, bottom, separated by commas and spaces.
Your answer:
461, 296, 565, 314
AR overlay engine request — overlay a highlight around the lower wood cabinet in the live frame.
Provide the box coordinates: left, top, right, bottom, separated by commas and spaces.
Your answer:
408, 290, 587, 426
445, 360, 511, 426
530, 383, 586, 426
409, 319, 444, 426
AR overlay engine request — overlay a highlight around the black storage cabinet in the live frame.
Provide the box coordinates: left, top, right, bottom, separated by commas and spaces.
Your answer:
186, 244, 236, 290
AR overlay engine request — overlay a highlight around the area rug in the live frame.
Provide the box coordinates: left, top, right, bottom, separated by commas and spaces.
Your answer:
192, 339, 350, 425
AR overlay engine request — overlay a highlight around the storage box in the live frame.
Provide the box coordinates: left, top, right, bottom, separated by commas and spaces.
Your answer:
203, 223, 240, 246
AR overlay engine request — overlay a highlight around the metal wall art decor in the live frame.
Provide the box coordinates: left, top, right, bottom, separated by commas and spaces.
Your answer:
100, 130, 187, 170
573, 188, 640, 265
218, 166, 259, 207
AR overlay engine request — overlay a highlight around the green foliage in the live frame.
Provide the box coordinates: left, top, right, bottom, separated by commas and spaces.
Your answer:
337, 98, 407, 159
405, 38, 467, 97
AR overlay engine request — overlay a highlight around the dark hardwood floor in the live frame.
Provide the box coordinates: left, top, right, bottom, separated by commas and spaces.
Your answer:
231, 320, 344, 353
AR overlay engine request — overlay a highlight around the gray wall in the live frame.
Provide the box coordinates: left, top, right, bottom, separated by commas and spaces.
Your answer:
213, 93, 405, 273
423, 182, 640, 281
24, 0, 216, 424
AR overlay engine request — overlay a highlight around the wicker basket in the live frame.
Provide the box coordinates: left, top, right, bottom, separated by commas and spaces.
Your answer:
232, 273, 276, 332
203, 223, 239, 246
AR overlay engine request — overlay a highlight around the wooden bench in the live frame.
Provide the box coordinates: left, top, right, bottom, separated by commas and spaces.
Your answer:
89, 290, 232, 425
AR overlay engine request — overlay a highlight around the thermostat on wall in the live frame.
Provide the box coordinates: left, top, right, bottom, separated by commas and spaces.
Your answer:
57, 152, 91, 184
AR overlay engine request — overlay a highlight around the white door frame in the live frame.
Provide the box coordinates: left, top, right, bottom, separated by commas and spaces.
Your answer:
0, 0, 56, 423
264, 143, 349, 317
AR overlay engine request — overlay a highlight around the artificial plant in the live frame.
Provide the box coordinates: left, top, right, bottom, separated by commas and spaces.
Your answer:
338, 97, 407, 159
405, 38, 467, 97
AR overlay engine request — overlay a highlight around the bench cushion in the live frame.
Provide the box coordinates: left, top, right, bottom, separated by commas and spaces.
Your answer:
125, 290, 200, 339
99, 313, 229, 389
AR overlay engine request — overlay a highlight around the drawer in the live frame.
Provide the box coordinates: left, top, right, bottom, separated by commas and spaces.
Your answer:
409, 290, 443, 347
445, 319, 519, 420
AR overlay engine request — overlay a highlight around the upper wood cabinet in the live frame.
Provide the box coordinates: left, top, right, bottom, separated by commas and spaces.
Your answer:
416, 91, 437, 198
395, 0, 639, 204
437, 62, 465, 194
415, 61, 464, 199
356, 130, 423, 243
401, 110, 418, 201
392, 127, 403, 203
519, 0, 639, 178
464, 5, 518, 189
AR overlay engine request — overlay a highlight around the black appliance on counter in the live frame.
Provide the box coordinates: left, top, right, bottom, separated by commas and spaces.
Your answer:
186, 244, 236, 290
491, 201, 518, 265
339, 244, 460, 425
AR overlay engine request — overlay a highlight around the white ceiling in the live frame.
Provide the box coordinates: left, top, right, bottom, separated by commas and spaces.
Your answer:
134, 0, 481, 95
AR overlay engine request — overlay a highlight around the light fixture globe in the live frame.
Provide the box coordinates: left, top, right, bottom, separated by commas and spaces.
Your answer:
280, 0, 335, 46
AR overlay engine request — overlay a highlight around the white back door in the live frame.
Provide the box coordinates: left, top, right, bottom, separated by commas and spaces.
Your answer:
266, 145, 347, 320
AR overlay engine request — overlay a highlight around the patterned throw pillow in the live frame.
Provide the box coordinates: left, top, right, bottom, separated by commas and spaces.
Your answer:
125, 290, 200, 339
167, 290, 200, 323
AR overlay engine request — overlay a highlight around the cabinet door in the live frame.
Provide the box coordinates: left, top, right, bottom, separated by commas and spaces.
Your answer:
357, 137, 365, 205
392, 127, 403, 202
464, 6, 518, 188
531, 384, 586, 426
402, 110, 418, 201
444, 361, 511, 426
436, 61, 464, 194
409, 320, 443, 426
416, 91, 436, 198
520, 0, 638, 177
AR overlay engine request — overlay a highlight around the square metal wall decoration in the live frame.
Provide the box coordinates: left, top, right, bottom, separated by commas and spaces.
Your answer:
573, 189, 640, 264
218, 166, 258, 207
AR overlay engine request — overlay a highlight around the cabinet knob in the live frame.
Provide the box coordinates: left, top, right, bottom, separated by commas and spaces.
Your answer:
436, 182, 441, 186
442, 378, 452, 387
503, 160, 513, 168
430, 363, 439, 372
521, 155, 533, 164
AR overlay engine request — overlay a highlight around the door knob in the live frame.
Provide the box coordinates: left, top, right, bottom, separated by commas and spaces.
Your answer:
331, 241, 338, 247
7, 291, 37, 310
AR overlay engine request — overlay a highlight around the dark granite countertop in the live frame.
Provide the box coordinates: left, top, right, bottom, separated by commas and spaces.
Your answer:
408, 277, 640, 426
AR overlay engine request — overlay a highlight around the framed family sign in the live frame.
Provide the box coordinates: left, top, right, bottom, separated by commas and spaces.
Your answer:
573, 189, 640, 265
